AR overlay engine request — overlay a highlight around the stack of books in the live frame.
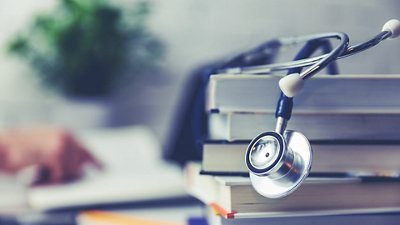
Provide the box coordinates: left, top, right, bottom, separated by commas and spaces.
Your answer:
184, 74, 400, 225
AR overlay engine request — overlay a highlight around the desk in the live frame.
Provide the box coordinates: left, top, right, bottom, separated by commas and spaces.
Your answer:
0, 126, 202, 224
1, 195, 204, 225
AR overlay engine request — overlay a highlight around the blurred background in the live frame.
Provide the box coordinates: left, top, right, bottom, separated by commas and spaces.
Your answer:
0, 0, 399, 154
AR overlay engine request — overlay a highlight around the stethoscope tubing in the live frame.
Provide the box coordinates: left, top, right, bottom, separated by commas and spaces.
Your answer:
298, 32, 348, 79
218, 31, 391, 74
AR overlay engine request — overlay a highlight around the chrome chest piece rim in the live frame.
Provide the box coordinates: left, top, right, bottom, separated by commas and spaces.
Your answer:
246, 130, 313, 198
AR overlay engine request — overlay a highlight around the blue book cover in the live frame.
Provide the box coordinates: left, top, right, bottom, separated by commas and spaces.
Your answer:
187, 217, 208, 225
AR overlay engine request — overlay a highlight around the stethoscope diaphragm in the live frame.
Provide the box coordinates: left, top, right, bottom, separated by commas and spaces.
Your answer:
246, 130, 312, 198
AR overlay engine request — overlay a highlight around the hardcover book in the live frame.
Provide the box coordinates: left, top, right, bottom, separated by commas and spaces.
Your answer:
207, 74, 400, 113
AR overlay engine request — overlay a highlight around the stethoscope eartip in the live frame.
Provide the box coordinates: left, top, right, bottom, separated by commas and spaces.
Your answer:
278, 73, 304, 98
382, 19, 400, 39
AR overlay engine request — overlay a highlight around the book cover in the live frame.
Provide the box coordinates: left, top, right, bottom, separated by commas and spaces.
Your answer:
207, 74, 400, 113
208, 112, 400, 141
207, 204, 400, 225
185, 163, 400, 216
201, 141, 400, 174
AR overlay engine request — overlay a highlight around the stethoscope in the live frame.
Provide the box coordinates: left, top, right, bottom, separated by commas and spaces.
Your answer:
218, 19, 400, 199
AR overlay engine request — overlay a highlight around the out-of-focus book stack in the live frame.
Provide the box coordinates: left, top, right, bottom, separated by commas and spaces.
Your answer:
184, 74, 400, 225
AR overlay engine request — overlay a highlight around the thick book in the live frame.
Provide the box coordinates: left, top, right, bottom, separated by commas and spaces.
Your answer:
207, 74, 400, 113
206, 205, 400, 225
185, 163, 400, 217
202, 141, 400, 174
208, 112, 400, 141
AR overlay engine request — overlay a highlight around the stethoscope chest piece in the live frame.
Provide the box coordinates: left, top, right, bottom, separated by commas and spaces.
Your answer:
246, 130, 312, 198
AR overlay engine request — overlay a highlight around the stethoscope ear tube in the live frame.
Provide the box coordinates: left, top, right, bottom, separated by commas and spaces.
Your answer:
218, 20, 400, 75
247, 37, 325, 198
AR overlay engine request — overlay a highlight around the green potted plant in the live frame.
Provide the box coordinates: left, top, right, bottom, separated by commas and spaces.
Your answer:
7, 0, 163, 97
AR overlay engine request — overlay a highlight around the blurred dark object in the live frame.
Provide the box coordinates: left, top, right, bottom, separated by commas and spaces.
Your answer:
164, 40, 282, 165
7, 0, 163, 97
0, 212, 77, 225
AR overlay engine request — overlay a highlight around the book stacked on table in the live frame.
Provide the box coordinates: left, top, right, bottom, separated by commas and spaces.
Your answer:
185, 163, 400, 225
207, 74, 400, 141
184, 74, 400, 225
